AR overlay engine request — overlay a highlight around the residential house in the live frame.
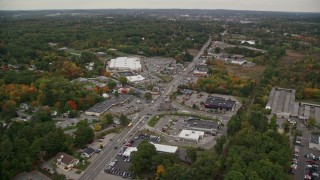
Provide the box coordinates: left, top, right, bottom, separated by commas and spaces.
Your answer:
55, 152, 79, 170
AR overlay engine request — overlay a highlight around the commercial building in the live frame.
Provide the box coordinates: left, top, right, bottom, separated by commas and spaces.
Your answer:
266, 87, 296, 118
204, 96, 236, 111
179, 129, 204, 143
193, 66, 208, 77
298, 102, 320, 121
85, 94, 132, 116
150, 142, 178, 153
126, 75, 146, 83
184, 118, 220, 135
108, 57, 142, 72
309, 134, 320, 151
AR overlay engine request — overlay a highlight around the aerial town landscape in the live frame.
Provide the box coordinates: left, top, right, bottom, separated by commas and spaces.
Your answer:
0, 1, 320, 180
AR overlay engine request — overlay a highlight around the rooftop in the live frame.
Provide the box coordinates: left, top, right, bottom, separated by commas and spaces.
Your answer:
204, 96, 236, 109
185, 118, 219, 130
86, 94, 131, 114
127, 75, 146, 83
150, 142, 178, 153
179, 129, 204, 141
55, 152, 78, 165
109, 57, 141, 71
83, 147, 96, 156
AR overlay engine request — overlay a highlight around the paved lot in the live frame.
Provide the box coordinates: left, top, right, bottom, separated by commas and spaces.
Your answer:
295, 121, 320, 180
176, 92, 241, 116
107, 96, 146, 116
152, 114, 220, 147
102, 135, 163, 179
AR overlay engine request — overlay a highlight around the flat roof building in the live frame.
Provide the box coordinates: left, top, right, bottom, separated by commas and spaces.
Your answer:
179, 129, 204, 143
150, 142, 178, 153
204, 96, 236, 111
184, 118, 220, 135
193, 66, 208, 77
265, 87, 296, 118
309, 134, 320, 151
85, 94, 132, 116
126, 75, 146, 83
108, 57, 142, 72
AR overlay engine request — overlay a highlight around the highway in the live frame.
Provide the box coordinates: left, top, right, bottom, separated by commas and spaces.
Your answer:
79, 37, 211, 180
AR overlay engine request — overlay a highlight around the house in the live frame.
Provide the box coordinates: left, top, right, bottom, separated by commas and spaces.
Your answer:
55, 152, 79, 170
82, 147, 96, 158
20, 103, 29, 110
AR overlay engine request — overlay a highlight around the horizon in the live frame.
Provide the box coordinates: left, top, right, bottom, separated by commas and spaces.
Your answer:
1, 0, 319, 13
0, 8, 319, 14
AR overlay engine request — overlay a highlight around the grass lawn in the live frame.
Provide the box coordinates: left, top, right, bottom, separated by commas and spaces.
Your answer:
148, 116, 161, 127
96, 126, 124, 138
226, 64, 265, 80
75, 160, 90, 171
156, 73, 173, 82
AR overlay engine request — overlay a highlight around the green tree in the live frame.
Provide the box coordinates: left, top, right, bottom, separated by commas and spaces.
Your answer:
186, 147, 197, 163
119, 114, 130, 126
130, 140, 157, 175
119, 76, 128, 85
164, 165, 191, 180
225, 170, 246, 180
114, 90, 119, 98
269, 114, 278, 131
249, 111, 268, 133
74, 121, 94, 148
214, 135, 226, 154
32, 107, 52, 122
144, 92, 152, 100
43, 128, 68, 157
308, 117, 317, 128
108, 80, 117, 90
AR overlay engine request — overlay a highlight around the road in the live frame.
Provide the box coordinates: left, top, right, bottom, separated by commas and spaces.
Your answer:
79, 37, 211, 180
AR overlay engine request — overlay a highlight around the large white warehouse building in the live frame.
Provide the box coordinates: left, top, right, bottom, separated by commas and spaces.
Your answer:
108, 57, 142, 72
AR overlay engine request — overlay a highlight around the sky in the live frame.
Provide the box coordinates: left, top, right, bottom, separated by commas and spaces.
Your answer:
0, 0, 319, 12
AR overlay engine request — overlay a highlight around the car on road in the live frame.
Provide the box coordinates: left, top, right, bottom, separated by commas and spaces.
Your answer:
114, 146, 118, 150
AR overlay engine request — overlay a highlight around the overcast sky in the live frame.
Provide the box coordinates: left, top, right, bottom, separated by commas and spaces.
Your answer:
0, 0, 319, 12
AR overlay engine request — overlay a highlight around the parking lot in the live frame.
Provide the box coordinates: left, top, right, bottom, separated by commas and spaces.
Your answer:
294, 121, 320, 180
107, 96, 146, 116
176, 92, 241, 116
152, 114, 220, 145
139, 57, 184, 86
103, 133, 163, 179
